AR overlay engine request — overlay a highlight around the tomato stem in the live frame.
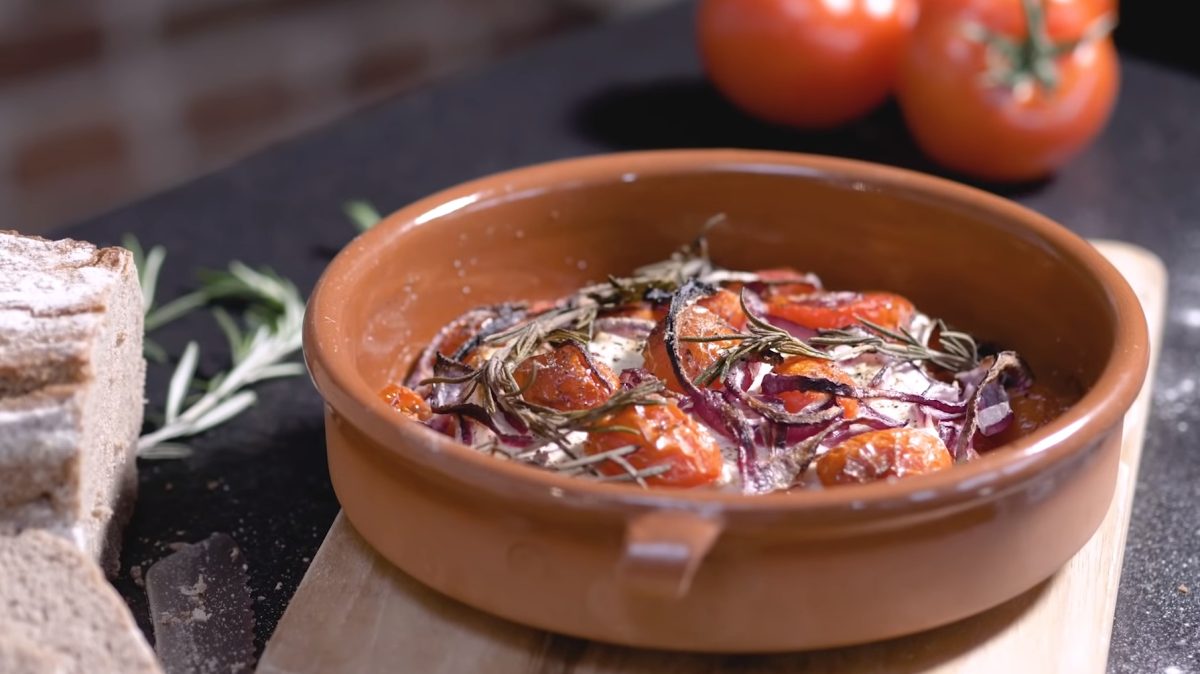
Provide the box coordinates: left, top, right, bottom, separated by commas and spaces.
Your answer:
966, 0, 1116, 95
1018, 0, 1058, 90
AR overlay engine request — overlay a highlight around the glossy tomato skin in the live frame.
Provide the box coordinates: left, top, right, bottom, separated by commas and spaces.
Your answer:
643, 302, 739, 393
513, 343, 618, 411
584, 402, 725, 487
772, 356, 859, 419
816, 428, 952, 486
767, 291, 914, 331
898, 0, 1119, 181
697, 0, 919, 128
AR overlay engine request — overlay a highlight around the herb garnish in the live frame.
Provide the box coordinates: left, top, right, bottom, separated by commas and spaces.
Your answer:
811, 318, 980, 373
126, 236, 306, 459
414, 220, 734, 487
685, 290, 830, 387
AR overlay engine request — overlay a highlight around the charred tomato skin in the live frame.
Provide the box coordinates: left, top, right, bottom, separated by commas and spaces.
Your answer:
642, 302, 739, 393
816, 428, 952, 486
512, 343, 619, 412
584, 401, 724, 487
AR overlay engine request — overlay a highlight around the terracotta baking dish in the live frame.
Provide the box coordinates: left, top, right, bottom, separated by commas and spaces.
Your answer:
303, 150, 1148, 652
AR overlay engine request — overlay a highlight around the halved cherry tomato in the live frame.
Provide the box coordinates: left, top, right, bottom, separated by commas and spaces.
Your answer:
697, 0, 919, 128
513, 343, 618, 411
584, 401, 724, 487
816, 428, 952, 486
767, 291, 914, 331
752, 267, 820, 300
642, 302, 739, 393
381, 384, 432, 421
696, 288, 748, 330
897, 0, 1119, 181
438, 316, 486, 359
772, 355, 859, 419
600, 301, 661, 322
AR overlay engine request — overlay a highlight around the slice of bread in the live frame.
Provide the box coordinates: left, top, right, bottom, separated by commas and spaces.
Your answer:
0, 230, 145, 574
0, 530, 161, 673
0, 627, 69, 674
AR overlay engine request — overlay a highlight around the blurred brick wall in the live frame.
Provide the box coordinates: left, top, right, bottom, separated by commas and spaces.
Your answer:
0, 0, 668, 233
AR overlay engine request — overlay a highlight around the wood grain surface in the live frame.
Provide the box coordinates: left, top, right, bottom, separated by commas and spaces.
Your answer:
258, 240, 1166, 674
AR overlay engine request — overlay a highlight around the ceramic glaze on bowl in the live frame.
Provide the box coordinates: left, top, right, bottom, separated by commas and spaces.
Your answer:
303, 150, 1148, 652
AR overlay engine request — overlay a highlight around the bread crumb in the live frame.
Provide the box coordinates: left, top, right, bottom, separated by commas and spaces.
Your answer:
190, 607, 210, 622
1179, 584, 1190, 594
164, 482, 174, 491
130, 564, 144, 587
206, 480, 220, 490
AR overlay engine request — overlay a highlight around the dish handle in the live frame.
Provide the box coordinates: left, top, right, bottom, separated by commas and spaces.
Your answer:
616, 510, 723, 599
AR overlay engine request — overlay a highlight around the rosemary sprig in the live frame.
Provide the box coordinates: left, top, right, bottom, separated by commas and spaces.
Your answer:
811, 318, 979, 372
576, 213, 724, 306
686, 290, 830, 387
126, 236, 307, 459
123, 234, 170, 363
342, 199, 382, 232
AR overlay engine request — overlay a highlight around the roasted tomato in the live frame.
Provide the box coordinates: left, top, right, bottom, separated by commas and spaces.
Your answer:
752, 267, 820, 300
381, 383, 433, 421
972, 381, 1076, 451
767, 291, 914, 331
437, 316, 486, 359
642, 302, 739, 393
600, 301, 662, 322
697, 0, 919, 128
512, 343, 618, 412
816, 428, 952, 486
584, 401, 724, 487
696, 288, 748, 330
897, 0, 1119, 181
772, 356, 859, 419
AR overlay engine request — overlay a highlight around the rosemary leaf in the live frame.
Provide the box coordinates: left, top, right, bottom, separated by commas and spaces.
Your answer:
137, 443, 194, 460
165, 341, 199, 424
343, 199, 382, 232
131, 241, 307, 458
187, 390, 259, 435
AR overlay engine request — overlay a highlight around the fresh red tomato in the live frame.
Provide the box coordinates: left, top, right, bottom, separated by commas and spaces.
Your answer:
772, 356, 859, 419
513, 343, 618, 411
897, 0, 1119, 181
381, 384, 432, 421
767, 291, 914, 331
584, 402, 724, 487
642, 303, 739, 393
697, 0, 920, 129
816, 428, 952, 486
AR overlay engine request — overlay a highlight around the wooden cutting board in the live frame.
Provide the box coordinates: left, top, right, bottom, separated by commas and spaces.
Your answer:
258, 240, 1166, 674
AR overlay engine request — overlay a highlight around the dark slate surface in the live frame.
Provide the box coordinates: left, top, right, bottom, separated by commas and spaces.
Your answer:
63, 2, 1197, 670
